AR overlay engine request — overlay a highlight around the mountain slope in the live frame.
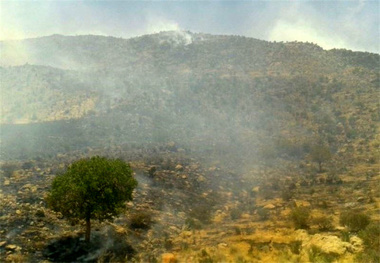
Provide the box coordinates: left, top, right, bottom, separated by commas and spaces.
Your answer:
0, 31, 378, 165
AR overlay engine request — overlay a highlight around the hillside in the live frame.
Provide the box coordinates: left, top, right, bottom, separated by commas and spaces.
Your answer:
1, 32, 379, 165
0, 31, 379, 262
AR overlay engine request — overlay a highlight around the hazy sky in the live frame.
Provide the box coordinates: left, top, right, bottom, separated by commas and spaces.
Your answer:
1, 1, 379, 53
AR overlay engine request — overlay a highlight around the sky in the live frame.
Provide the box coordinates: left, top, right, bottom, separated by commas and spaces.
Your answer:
0, 1, 379, 53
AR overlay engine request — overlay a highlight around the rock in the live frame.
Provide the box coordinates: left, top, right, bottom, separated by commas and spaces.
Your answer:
56, 212, 64, 219
4, 180, 10, 186
306, 234, 351, 255
169, 226, 180, 233
175, 164, 184, 171
182, 231, 192, 237
161, 253, 176, 263
263, 204, 276, 210
15, 210, 22, 215
6, 244, 20, 251
208, 166, 217, 172
0, 241, 6, 247
114, 225, 127, 234
197, 175, 206, 182
349, 236, 363, 253
218, 243, 228, 248
252, 186, 259, 193
344, 202, 357, 208
357, 197, 366, 203
293, 200, 311, 207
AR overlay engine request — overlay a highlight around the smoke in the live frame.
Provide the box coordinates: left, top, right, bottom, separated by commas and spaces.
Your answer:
1, 1, 378, 52
268, 19, 348, 50
265, 1, 379, 52
144, 15, 180, 34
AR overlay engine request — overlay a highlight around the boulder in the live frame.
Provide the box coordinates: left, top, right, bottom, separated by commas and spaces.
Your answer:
295, 230, 353, 256
263, 204, 276, 210
6, 244, 20, 251
349, 236, 363, 253
161, 253, 176, 263
175, 165, 184, 171
310, 235, 350, 255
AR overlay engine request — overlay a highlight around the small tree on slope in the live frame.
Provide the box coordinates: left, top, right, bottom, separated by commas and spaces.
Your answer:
46, 156, 137, 242
310, 144, 332, 173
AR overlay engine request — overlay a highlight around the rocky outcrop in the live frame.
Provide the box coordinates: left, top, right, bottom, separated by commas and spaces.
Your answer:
295, 230, 363, 256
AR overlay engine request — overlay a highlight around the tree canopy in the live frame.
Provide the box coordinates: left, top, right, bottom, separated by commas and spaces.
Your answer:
310, 144, 332, 172
46, 156, 138, 242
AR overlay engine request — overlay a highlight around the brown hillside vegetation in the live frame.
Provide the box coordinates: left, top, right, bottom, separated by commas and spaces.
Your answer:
0, 31, 379, 262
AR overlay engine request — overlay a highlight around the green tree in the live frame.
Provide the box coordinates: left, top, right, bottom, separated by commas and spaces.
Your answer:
46, 156, 137, 242
310, 144, 332, 172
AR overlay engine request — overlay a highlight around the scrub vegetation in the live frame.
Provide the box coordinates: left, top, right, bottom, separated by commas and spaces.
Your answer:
0, 31, 379, 262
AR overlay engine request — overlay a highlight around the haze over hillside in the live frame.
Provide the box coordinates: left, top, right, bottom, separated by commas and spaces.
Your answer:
1, 31, 378, 165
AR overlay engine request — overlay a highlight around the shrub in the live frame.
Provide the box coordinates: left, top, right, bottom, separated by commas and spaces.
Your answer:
281, 189, 294, 201
339, 211, 370, 232
313, 215, 333, 231
234, 227, 241, 235
308, 245, 339, 263
189, 204, 213, 224
289, 240, 302, 255
230, 207, 242, 220
129, 211, 153, 230
1, 162, 18, 177
340, 231, 350, 242
290, 207, 310, 229
359, 223, 380, 250
257, 207, 270, 221
199, 249, 214, 263
185, 217, 202, 230
356, 223, 380, 263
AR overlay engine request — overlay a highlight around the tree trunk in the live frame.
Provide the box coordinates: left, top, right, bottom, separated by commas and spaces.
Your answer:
85, 217, 91, 242
318, 161, 322, 173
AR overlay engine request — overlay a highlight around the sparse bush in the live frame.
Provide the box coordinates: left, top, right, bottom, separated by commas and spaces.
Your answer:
199, 249, 214, 263
290, 207, 310, 229
185, 217, 202, 230
230, 207, 242, 220
230, 246, 238, 254
340, 231, 350, 242
360, 223, 380, 250
289, 240, 302, 254
129, 211, 153, 230
1, 162, 18, 177
308, 245, 339, 263
189, 204, 213, 224
356, 223, 380, 263
234, 226, 241, 235
281, 189, 294, 201
339, 211, 370, 232
257, 207, 270, 221
22, 161, 34, 170
355, 250, 380, 263
35, 209, 45, 218
313, 215, 333, 231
